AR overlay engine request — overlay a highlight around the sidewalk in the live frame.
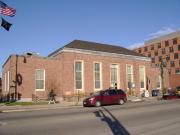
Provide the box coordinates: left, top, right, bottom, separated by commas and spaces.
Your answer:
127, 96, 158, 102
0, 97, 159, 113
0, 101, 83, 113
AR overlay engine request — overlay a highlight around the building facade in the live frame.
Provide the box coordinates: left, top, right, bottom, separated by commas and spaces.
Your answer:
0, 78, 2, 101
1, 40, 167, 101
134, 31, 180, 90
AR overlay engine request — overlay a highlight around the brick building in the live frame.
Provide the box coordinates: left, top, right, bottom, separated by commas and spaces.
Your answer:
0, 78, 2, 101
134, 31, 180, 90
1, 40, 167, 101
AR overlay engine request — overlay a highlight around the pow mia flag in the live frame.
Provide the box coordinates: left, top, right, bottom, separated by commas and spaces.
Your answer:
1, 17, 12, 31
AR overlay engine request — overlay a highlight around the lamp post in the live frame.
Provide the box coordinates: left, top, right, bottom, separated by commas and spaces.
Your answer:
14, 55, 26, 101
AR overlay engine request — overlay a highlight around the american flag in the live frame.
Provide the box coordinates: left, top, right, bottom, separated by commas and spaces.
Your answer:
0, 1, 16, 17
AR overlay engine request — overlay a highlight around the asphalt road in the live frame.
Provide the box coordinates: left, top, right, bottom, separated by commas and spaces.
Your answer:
0, 100, 180, 135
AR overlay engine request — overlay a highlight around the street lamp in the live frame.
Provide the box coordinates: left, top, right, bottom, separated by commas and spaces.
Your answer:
14, 55, 26, 101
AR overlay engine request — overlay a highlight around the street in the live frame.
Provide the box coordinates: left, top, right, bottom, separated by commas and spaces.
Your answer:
0, 100, 180, 135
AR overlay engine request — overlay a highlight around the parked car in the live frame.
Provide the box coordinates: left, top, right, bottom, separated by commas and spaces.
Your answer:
175, 86, 180, 97
83, 89, 127, 107
162, 93, 178, 100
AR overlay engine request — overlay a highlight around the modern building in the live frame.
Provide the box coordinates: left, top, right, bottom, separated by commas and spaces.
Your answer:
1, 40, 167, 101
133, 31, 180, 90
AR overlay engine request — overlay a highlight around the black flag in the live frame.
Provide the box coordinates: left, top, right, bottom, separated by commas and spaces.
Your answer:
1, 17, 12, 31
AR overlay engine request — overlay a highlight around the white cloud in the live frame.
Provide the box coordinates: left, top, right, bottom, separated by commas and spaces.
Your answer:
128, 27, 180, 50
128, 42, 144, 50
148, 27, 176, 39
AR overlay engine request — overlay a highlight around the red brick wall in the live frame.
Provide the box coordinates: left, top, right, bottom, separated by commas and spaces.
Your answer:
2, 55, 62, 101
169, 74, 180, 90
57, 51, 166, 97
2, 52, 169, 101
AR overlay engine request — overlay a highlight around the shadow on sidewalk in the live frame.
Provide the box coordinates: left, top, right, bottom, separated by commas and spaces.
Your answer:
93, 107, 130, 135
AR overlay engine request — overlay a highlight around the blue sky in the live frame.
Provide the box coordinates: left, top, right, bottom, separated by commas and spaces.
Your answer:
0, 0, 180, 76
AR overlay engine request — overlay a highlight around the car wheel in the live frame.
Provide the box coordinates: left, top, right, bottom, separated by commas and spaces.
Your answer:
95, 101, 101, 107
119, 99, 124, 105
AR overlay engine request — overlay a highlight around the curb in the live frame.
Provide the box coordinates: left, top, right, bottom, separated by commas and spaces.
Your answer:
0, 105, 83, 113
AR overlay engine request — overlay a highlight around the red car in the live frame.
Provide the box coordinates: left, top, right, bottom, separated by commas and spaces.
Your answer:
83, 89, 127, 107
162, 94, 178, 100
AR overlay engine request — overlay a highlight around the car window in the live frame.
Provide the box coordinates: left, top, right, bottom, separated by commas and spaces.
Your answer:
116, 90, 125, 95
109, 90, 117, 95
102, 91, 109, 96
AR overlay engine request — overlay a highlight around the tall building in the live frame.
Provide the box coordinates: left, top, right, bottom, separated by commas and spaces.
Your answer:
134, 31, 180, 89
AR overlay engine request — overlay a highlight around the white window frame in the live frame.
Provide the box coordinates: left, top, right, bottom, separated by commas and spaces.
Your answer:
139, 66, 146, 90
93, 62, 102, 91
110, 64, 120, 88
4, 73, 7, 92
74, 60, 84, 91
156, 75, 161, 89
126, 64, 134, 89
7, 71, 10, 92
35, 69, 45, 91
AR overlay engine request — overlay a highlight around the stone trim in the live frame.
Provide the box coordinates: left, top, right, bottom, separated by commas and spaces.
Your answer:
50, 47, 150, 61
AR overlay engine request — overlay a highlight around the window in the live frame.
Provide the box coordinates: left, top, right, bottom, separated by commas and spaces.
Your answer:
35, 69, 45, 90
162, 48, 166, 54
144, 47, 148, 52
178, 45, 180, 51
157, 43, 161, 48
4, 72, 9, 92
75, 61, 83, 90
148, 53, 151, 57
139, 66, 146, 89
7, 71, 9, 92
155, 51, 158, 56
109, 90, 117, 95
170, 61, 175, 67
110, 64, 119, 88
159, 56, 162, 62
169, 47, 174, 53
116, 90, 125, 95
4, 73, 6, 92
174, 53, 179, 59
166, 55, 170, 61
173, 38, 177, 45
126, 65, 134, 89
151, 45, 154, 50
151, 57, 155, 63
94, 62, 102, 90
162, 62, 167, 67
138, 49, 141, 53
156, 76, 161, 89
175, 68, 180, 74
179, 60, 180, 66
165, 40, 169, 47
